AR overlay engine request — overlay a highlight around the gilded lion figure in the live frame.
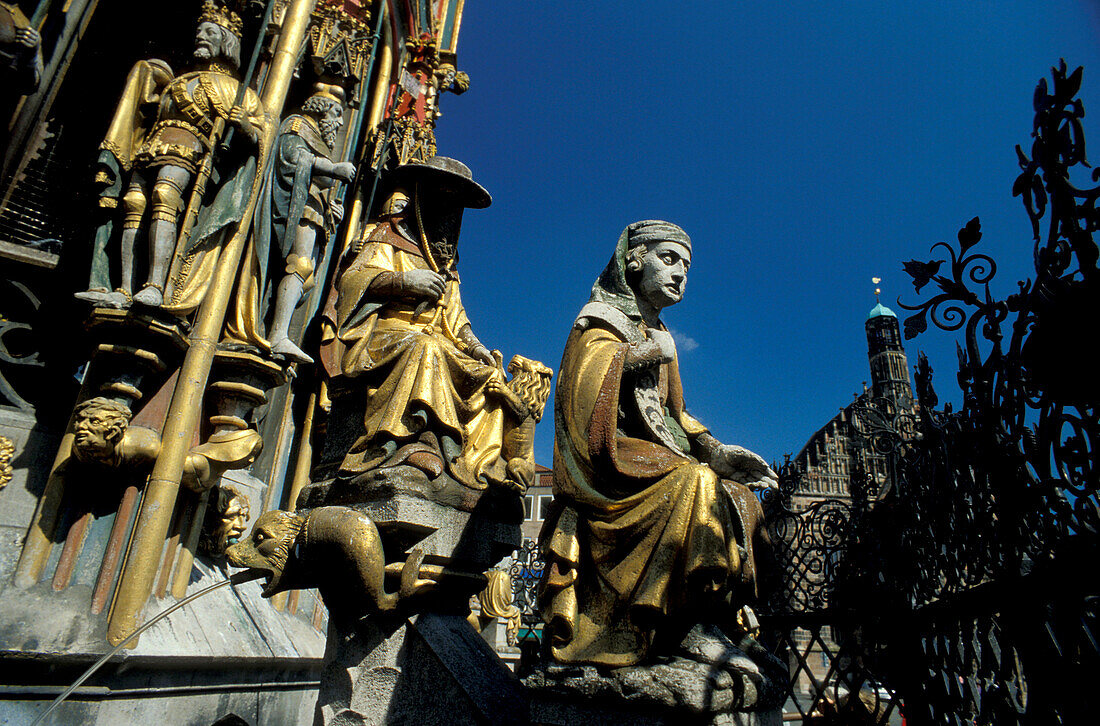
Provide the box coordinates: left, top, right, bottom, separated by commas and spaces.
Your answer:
227, 506, 432, 617
487, 354, 553, 494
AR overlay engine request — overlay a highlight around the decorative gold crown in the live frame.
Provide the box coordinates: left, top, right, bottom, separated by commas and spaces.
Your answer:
199, 0, 243, 37
310, 83, 346, 104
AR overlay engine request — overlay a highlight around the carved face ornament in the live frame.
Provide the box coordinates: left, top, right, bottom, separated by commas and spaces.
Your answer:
636, 240, 691, 311
220, 496, 250, 549
72, 409, 125, 463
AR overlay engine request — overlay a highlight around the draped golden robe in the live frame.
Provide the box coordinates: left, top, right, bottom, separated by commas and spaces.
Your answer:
328, 221, 510, 488
540, 320, 766, 667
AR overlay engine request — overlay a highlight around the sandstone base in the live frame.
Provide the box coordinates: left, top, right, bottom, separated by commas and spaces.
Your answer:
316, 612, 526, 725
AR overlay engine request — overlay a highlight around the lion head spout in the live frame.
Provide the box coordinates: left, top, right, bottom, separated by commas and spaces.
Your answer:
226, 509, 306, 597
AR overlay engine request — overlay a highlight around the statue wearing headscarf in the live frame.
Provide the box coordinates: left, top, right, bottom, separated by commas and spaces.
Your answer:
538, 220, 778, 668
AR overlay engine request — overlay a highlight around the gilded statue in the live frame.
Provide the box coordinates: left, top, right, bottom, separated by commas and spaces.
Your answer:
227, 506, 433, 617
69, 397, 261, 489
490, 354, 552, 494
468, 568, 522, 646
0, 1, 41, 97
321, 156, 547, 495
538, 220, 780, 672
225, 83, 355, 363
76, 0, 266, 312
199, 484, 250, 556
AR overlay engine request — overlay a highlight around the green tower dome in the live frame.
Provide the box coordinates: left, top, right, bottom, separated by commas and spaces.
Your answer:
867, 302, 897, 320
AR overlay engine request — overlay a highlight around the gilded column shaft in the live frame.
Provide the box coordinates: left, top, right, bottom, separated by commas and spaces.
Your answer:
106, 0, 320, 647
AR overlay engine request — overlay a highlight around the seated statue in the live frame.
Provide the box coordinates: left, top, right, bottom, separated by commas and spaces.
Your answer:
535, 221, 783, 709
322, 156, 548, 497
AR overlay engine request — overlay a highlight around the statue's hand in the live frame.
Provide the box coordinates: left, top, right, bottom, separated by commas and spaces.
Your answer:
469, 344, 496, 368
647, 329, 677, 363
227, 106, 247, 127
402, 269, 445, 302
16, 28, 40, 50
227, 106, 258, 141
711, 445, 779, 491
332, 161, 356, 183
331, 200, 345, 225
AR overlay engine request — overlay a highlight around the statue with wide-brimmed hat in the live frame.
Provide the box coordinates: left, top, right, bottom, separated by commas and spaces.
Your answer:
318, 155, 548, 499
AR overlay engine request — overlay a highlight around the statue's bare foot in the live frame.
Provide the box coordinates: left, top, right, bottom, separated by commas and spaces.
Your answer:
132, 285, 163, 308
271, 337, 314, 365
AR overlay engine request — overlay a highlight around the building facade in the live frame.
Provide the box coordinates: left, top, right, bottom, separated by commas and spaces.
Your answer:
786, 300, 916, 706
794, 301, 916, 507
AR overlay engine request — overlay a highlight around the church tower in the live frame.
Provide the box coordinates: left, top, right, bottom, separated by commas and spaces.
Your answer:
865, 301, 912, 403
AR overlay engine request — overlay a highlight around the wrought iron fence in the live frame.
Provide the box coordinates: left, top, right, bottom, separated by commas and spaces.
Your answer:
760, 60, 1100, 725
509, 537, 544, 629
867, 60, 1099, 726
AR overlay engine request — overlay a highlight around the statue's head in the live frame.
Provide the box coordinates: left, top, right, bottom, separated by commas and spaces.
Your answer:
302, 85, 346, 149
623, 220, 692, 313
507, 355, 554, 421
226, 509, 306, 596
389, 156, 491, 260
201, 484, 251, 556
194, 1, 242, 70
381, 188, 410, 217
72, 397, 131, 464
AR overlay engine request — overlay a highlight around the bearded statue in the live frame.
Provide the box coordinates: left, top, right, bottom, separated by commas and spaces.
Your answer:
225, 83, 355, 363
76, 0, 266, 312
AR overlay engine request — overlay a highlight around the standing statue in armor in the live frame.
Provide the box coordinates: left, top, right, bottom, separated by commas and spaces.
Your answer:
77, 0, 265, 312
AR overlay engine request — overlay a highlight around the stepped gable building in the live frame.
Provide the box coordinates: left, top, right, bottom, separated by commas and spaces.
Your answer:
793, 299, 917, 506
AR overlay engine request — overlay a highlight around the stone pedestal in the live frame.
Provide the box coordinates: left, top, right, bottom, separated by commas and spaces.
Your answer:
299, 466, 523, 610
523, 623, 787, 726
477, 618, 521, 671
527, 695, 781, 726
317, 612, 527, 725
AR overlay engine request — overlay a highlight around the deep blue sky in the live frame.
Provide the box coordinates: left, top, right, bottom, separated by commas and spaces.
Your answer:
433, 2, 1100, 467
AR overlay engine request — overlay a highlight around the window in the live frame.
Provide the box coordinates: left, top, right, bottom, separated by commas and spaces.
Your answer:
524, 495, 535, 520
537, 495, 554, 521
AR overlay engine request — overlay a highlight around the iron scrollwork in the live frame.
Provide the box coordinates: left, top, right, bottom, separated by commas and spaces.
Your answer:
758, 61, 1098, 726
509, 538, 544, 627
865, 61, 1100, 724
0, 278, 45, 411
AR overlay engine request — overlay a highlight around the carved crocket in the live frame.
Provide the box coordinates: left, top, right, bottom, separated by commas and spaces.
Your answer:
227, 505, 431, 617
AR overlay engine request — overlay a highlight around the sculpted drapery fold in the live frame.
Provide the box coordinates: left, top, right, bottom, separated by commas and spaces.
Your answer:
160, 71, 267, 315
